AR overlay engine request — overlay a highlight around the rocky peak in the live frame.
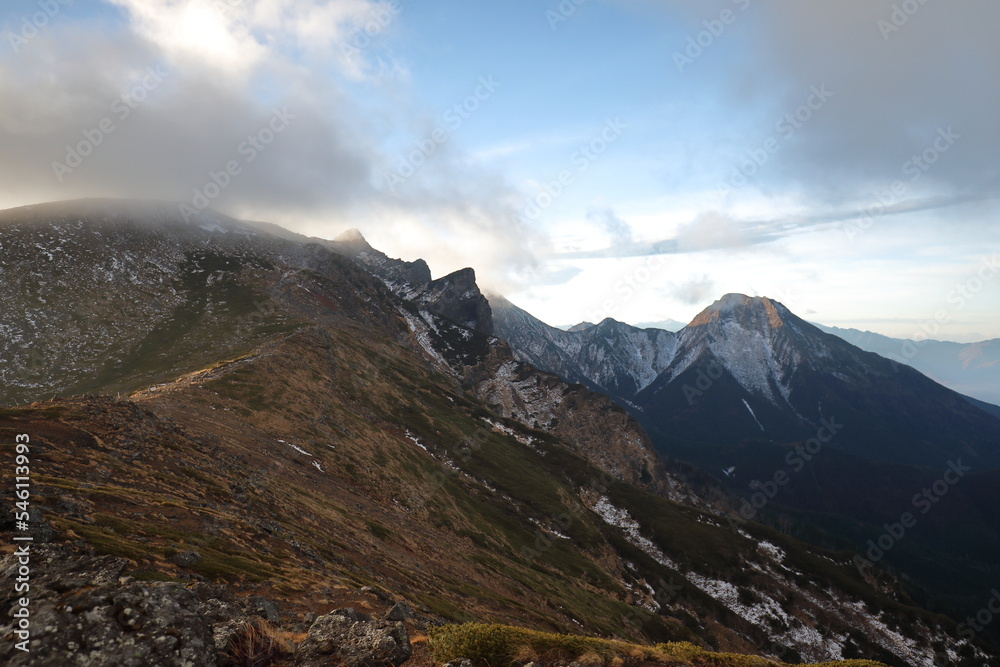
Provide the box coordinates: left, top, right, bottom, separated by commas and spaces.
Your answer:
333, 228, 373, 251
688, 293, 789, 331
412, 267, 493, 335
330, 229, 432, 286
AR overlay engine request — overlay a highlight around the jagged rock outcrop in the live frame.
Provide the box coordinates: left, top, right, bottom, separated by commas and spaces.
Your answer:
410, 268, 493, 335
332, 228, 432, 286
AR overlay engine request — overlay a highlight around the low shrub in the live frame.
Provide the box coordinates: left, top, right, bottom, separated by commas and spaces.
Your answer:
428, 623, 890, 667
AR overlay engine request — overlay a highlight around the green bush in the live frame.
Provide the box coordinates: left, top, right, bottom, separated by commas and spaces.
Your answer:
430, 624, 518, 664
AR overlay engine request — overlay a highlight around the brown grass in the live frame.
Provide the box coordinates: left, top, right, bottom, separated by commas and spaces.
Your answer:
226, 618, 295, 666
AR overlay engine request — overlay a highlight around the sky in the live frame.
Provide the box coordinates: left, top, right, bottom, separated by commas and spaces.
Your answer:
1, 0, 998, 341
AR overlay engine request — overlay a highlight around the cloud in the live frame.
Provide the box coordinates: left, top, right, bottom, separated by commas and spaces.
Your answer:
0, 27, 371, 211
671, 275, 716, 306
586, 206, 633, 247
0, 1, 386, 207
546, 189, 999, 261
0, 0, 538, 290
748, 1, 1000, 200
519, 264, 582, 288
105, 0, 395, 80
675, 211, 748, 252
620, 0, 1000, 205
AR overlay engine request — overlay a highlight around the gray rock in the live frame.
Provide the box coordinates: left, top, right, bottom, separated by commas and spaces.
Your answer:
0, 581, 215, 666
197, 598, 245, 625
0, 545, 273, 667
295, 613, 411, 666
169, 550, 201, 567
384, 601, 413, 622
0, 544, 126, 594
246, 595, 281, 624
27, 506, 55, 543
331, 606, 370, 622
443, 660, 473, 667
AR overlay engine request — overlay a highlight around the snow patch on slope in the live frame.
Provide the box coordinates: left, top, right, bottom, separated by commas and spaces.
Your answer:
592, 497, 679, 570
742, 399, 765, 432
590, 496, 953, 665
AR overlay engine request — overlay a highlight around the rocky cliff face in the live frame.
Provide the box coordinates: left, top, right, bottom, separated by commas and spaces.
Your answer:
409, 268, 494, 335
464, 340, 703, 507
490, 294, 677, 397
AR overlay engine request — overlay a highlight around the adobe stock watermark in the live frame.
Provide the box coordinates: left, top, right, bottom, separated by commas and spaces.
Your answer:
546, 0, 587, 30
673, 0, 752, 73
383, 75, 501, 192
584, 254, 667, 324
889, 254, 999, 367
681, 360, 725, 406
621, 576, 684, 628
519, 117, 627, 222
179, 107, 295, 221
957, 589, 1000, 643
341, 0, 403, 59
10, 433, 33, 653
727, 417, 844, 532
843, 126, 960, 243
718, 85, 834, 196
854, 459, 970, 575
51, 65, 170, 182
212, 0, 245, 12
6, 0, 71, 54
877, 0, 931, 41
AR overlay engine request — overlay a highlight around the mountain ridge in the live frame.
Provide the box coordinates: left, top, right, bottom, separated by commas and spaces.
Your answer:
0, 199, 987, 665
493, 292, 1000, 466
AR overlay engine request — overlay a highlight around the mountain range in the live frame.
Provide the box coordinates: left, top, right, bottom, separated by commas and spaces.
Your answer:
491, 292, 1000, 633
0, 198, 996, 666
492, 294, 1000, 467
813, 324, 1000, 408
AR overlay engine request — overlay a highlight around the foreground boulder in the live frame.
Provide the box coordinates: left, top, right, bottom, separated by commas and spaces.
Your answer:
1, 578, 215, 666
0, 545, 198, 665
1, 545, 415, 666
295, 608, 411, 666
